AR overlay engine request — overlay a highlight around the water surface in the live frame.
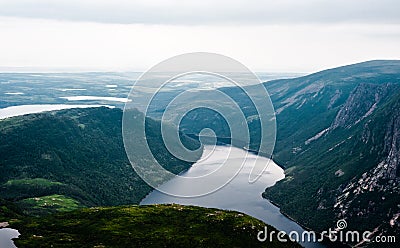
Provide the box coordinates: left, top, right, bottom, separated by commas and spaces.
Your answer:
60, 96, 130, 103
0, 104, 113, 119
0, 228, 19, 248
141, 145, 325, 248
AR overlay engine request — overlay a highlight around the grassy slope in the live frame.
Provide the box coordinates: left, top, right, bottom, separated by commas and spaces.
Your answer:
17, 194, 81, 216
11, 204, 301, 248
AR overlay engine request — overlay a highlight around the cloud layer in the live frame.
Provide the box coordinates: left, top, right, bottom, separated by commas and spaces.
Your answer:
1, 0, 399, 25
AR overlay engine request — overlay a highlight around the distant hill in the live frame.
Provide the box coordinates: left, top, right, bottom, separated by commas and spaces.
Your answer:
0, 107, 201, 217
10, 204, 301, 248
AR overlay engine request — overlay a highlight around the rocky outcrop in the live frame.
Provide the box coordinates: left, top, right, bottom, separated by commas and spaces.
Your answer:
333, 93, 400, 243
331, 83, 394, 129
383, 107, 400, 179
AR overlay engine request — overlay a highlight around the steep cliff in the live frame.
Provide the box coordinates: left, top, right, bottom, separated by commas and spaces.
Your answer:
263, 61, 400, 245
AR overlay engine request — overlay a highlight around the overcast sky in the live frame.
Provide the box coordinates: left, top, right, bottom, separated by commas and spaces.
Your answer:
0, 0, 399, 72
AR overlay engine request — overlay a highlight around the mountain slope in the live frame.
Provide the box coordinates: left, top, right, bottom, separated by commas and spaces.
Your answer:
0, 107, 201, 217
266, 60, 400, 164
262, 60, 400, 245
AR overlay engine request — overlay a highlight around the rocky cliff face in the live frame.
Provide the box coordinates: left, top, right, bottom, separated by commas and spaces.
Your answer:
262, 61, 400, 246
333, 93, 400, 242
382, 107, 400, 179
331, 83, 394, 129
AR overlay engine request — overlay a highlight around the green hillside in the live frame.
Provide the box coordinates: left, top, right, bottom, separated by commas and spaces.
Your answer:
0, 107, 201, 217
10, 204, 300, 248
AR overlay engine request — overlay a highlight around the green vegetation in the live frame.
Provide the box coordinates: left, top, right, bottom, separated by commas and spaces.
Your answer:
11, 204, 300, 248
4, 178, 64, 187
0, 107, 201, 216
17, 194, 81, 216
0, 198, 22, 220
173, 60, 400, 243
261, 61, 400, 240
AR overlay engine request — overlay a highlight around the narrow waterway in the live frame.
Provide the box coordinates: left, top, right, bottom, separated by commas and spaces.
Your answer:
141, 145, 325, 248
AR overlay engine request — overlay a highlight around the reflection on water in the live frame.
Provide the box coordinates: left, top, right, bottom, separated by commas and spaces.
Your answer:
141, 145, 325, 248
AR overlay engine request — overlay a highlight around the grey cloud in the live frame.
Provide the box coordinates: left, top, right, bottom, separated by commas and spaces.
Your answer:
0, 0, 399, 25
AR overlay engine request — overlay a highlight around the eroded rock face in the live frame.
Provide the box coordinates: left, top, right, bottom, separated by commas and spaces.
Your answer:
331, 83, 394, 129
263, 61, 400, 246
383, 109, 400, 179
333, 93, 400, 242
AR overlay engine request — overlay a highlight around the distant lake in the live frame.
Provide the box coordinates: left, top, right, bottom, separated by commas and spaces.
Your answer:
0, 104, 114, 120
141, 145, 325, 248
60, 96, 130, 103
0, 228, 19, 248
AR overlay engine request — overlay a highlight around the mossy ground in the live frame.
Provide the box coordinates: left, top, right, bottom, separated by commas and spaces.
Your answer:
11, 204, 301, 248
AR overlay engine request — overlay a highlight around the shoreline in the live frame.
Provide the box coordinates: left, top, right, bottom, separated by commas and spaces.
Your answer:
266, 198, 314, 231
265, 197, 351, 247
